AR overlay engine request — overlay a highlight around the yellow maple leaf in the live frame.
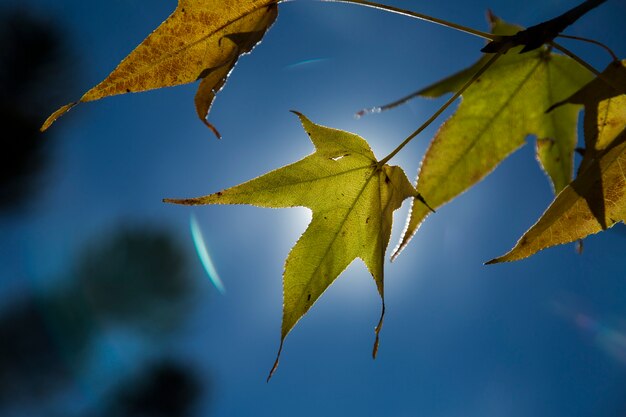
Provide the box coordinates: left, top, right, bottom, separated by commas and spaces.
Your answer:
41, 0, 278, 137
166, 112, 424, 379
488, 60, 626, 263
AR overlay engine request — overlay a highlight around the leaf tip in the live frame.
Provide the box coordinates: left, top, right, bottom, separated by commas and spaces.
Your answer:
372, 302, 385, 359
266, 340, 284, 382
390, 224, 414, 262
391, 194, 433, 262
290, 110, 313, 131
201, 118, 222, 139
486, 9, 500, 27
40, 102, 78, 132
355, 106, 381, 119
485, 251, 518, 264
416, 192, 436, 213
163, 197, 203, 205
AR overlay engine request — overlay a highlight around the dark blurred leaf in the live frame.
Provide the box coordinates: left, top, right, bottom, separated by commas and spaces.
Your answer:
0, 226, 195, 410
0, 9, 73, 212
100, 361, 203, 417
482, 0, 606, 53
0, 293, 93, 405
76, 228, 195, 333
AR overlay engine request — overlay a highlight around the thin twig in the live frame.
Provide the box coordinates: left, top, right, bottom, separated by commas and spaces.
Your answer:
313, 0, 495, 41
482, 0, 607, 53
377, 52, 503, 167
557, 34, 619, 62
550, 41, 601, 76
356, 89, 424, 117
552, 40, 626, 96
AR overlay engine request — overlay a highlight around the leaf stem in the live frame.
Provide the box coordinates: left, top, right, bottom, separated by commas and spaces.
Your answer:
552, 40, 625, 95
356, 88, 423, 118
377, 52, 502, 167
557, 34, 619, 62
311, 0, 495, 41
549, 41, 601, 76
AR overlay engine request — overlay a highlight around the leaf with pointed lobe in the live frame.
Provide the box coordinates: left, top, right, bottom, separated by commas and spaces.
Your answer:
392, 15, 592, 260
41, 0, 278, 137
487, 135, 626, 263
482, 0, 607, 53
489, 59, 626, 262
165, 113, 423, 378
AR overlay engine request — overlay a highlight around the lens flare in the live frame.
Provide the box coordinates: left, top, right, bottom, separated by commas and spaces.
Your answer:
190, 214, 225, 294
284, 58, 330, 70
554, 298, 626, 365
574, 312, 626, 364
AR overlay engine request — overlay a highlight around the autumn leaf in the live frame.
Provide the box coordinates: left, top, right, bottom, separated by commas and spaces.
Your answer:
165, 112, 423, 378
41, 0, 278, 137
549, 60, 626, 174
488, 60, 626, 263
391, 15, 592, 260
486, 136, 626, 263
549, 60, 626, 229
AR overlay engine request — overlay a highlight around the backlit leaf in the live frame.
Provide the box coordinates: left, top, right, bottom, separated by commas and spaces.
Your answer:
165, 113, 421, 378
392, 15, 592, 260
486, 136, 626, 263
488, 60, 626, 263
41, 0, 278, 136
549, 60, 626, 174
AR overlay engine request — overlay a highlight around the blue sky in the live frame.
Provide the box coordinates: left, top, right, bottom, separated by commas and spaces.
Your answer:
2, 0, 626, 416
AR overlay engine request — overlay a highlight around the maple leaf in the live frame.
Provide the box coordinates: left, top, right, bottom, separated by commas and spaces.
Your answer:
549, 60, 626, 174
41, 0, 278, 137
486, 137, 626, 263
481, 0, 607, 53
391, 15, 593, 260
488, 60, 626, 263
165, 112, 422, 378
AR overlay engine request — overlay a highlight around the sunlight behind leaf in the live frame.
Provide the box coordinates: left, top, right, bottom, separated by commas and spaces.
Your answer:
392, 15, 593, 260
165, 112, 423, 378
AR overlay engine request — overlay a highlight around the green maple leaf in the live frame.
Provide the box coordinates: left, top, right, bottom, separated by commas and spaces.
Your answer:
165, 112, 422, 378
392, 15, 593, 260
488, 60, 626, 263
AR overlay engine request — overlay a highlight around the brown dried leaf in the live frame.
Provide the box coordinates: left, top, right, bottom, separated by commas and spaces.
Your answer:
41, 0, 278, 136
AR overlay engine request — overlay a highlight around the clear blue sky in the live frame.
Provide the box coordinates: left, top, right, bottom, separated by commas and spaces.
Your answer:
2, 0, 626, 416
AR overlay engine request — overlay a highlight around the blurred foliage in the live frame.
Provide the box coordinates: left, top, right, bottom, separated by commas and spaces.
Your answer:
0, 227, 201, 413
76, 227, 195, 334
0, 293, 92, 405
0, 7, 207, 414
95, 360, 203, 417
0, 8, 73, 212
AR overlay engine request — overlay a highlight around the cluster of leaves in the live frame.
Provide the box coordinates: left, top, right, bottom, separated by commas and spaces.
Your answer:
42, 0, 625, 377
